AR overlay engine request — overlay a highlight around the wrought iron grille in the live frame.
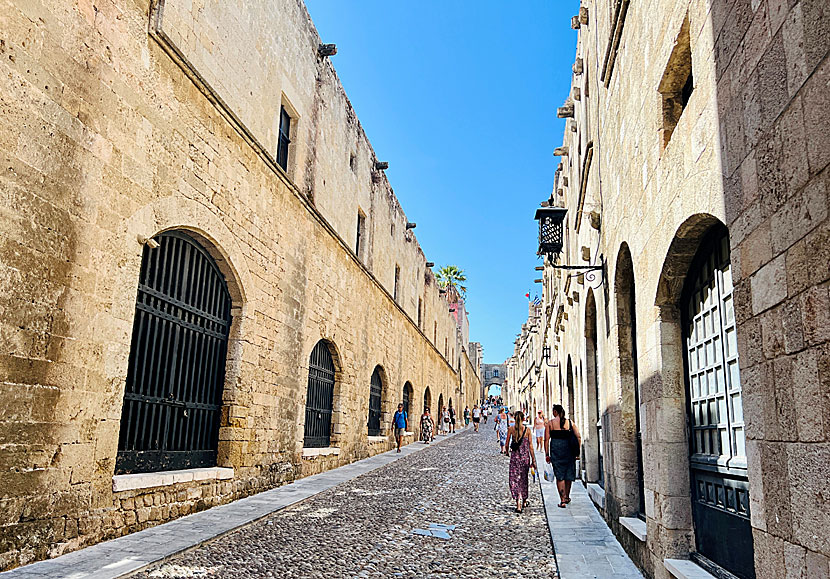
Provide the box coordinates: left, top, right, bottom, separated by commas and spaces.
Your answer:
116, 231, 232, 474
277, 106, 291, 170
368, 368, 382, 436
304, 341, 335, 448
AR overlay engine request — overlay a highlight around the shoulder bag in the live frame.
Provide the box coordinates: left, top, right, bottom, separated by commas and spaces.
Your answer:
567, 420, 580, 459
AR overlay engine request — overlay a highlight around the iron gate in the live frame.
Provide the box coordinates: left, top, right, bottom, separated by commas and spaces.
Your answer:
368, 368, 382, 436
304, 341, 335, 448
116, 231, 232, 474
682, 228, 754, 579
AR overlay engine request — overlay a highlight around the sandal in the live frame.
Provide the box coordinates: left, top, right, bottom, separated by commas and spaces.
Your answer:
558, 501, 567, 508
564, 498, 571, 504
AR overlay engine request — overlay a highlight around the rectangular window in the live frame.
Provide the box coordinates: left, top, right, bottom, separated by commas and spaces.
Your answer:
418, 297, 423, 328
658, 17, 693, 151
434, 321, 437, 344
356, 211, 366, 259
277, 105, 291, 170
394, 265, 400, 301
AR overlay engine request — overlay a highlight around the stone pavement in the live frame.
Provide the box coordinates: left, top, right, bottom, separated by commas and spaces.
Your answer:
535, 450, 643, 579
2, 429, 557, 578
0, 432, 449, 579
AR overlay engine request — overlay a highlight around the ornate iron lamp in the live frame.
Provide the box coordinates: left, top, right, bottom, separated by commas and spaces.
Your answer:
534, 207, 567, 257
534, 206, 604, 284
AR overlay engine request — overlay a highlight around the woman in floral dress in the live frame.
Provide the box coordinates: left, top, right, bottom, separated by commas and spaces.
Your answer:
420, 407, 434, 444
505, 410, 537, 513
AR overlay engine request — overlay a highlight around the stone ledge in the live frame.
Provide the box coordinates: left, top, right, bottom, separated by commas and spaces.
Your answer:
619, 516, 647, 541
664, 559, 717, 579
367, 436, 387, 443
301, 446, 341, 459
113, 467, 234, 492
587, 483, 606, 509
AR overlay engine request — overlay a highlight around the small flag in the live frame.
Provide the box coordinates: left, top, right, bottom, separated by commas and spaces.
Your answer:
532, 295, 542, 306
525, 292, 530, 299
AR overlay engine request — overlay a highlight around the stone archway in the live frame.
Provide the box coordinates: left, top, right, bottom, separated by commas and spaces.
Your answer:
613, 242, 645, 518
585, 290, 602, 487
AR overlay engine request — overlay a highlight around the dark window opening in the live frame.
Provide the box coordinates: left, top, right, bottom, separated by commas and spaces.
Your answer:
356, 211, 366, 259
681, 69, 694, 108
394, 265, 400, 301
658, 17, 693, 151
277, 105, 291, 170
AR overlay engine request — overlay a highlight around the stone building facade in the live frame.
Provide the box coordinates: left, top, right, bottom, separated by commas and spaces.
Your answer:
0, 0, 479, 570
512, 1, 829, 578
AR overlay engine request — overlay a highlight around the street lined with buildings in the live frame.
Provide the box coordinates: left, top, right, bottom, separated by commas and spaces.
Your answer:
0, 0, 827, 578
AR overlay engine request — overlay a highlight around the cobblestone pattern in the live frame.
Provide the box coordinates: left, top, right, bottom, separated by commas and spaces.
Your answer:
135, 429, 558, 578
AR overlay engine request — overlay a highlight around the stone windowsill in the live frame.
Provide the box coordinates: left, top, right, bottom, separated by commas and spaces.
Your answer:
664, 559, 717, 579
619, 517, 647, 542
587, 483, 606, 510
113, 467, 234, 492
302, 446, 341, 459
368, 436, 387, 443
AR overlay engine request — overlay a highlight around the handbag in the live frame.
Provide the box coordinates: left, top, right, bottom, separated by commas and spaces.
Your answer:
567, 421, 580, 459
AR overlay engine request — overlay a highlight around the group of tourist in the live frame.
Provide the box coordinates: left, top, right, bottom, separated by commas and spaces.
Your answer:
410, 402, 477, 445
394, 397, 582, 514
499, 404, 582, 513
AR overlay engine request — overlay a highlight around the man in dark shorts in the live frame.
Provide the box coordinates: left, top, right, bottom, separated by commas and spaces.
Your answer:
392, 403, 408, 453
472, 404, 481, 432
448, 403, 456, 433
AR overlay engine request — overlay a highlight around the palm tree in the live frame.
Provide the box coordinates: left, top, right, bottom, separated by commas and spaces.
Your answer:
436, 265, 467, 301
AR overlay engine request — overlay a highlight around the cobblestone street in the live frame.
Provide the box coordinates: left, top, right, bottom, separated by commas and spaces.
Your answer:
134, 429, 557, 579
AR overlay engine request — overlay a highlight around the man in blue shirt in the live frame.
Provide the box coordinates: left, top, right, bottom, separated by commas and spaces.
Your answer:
392, 403, 408, 453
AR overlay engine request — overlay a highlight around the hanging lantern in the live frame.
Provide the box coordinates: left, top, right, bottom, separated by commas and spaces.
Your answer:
534, 207, 567, 257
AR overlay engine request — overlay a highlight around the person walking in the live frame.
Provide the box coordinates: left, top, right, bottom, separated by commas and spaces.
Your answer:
505, 410, 536, 513
534, 410, 546, 451
471, 405, 481, 432
496, 408, 509, 454
392, 403, 408, 453
545, 404, 582, 508
420, 407, 434, 444
463, 406, 470, 427
441, 406, 450, 435
483, 406, 488, 424
449, 403, 456, 433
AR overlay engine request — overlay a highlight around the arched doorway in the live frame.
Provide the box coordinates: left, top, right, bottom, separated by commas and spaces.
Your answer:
681, 225, 752, 578
615, 243, 645, 516
437, 393, 444, 432
304, 340, 336, 448
585, 290, 603, 487
423, 386, 432, 414
566, 356, 575, 421
367, 366, 383, 437
117, 231, 232, 474
402, 382, 413, 419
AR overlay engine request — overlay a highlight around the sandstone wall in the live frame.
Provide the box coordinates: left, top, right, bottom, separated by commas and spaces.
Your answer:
0, 0, 473, 569
537, 0, 828, 577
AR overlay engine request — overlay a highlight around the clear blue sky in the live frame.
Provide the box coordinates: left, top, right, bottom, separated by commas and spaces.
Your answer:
306, 1, 579, 363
